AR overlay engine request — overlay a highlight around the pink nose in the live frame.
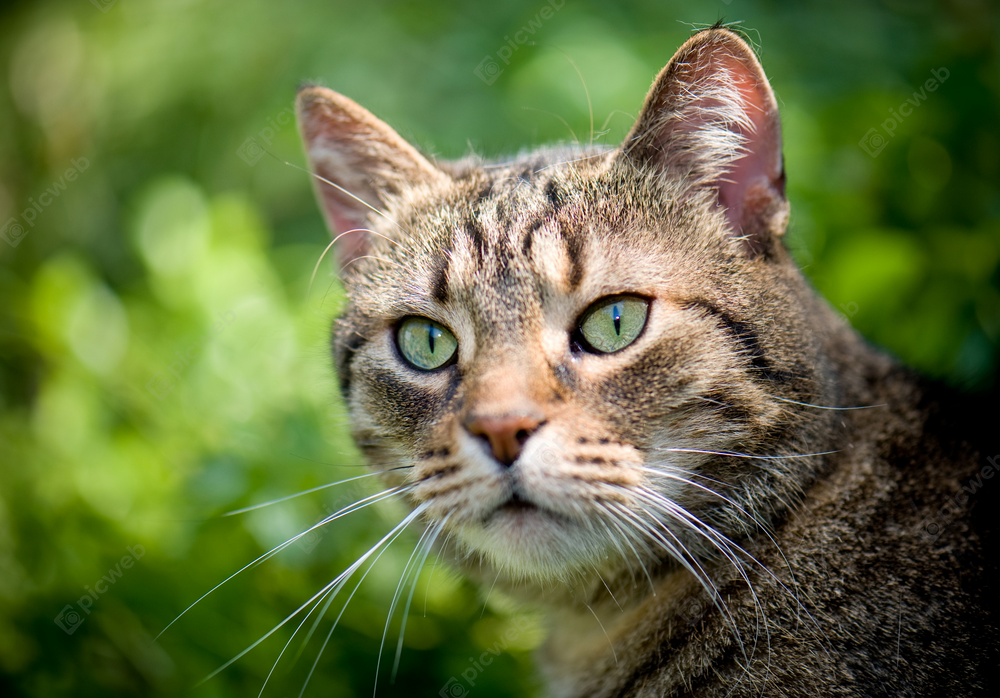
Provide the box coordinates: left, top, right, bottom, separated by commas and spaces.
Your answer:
465, 413, 544, 466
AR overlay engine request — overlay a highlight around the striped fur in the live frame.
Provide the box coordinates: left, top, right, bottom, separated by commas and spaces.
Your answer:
297, 26, 997, 697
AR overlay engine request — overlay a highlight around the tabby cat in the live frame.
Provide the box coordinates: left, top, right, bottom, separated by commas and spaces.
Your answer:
295, 26, 998, 697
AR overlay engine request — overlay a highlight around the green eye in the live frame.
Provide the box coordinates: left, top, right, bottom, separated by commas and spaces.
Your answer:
578, 296, 648, 354
397, 317, 458, 370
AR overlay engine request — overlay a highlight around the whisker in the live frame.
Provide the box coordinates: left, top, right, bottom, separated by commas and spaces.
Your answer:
619, 495, 749, 662
223, 467, 412, 516
200, 502, 431, 687
277, 156, 410, 238
479, 562, 506, 618
258, 581, 340, 698
307, 227, 402, 298
297, 513, 420, 697
600, 504, 656, 593
772, 396, 887, 411
374, 518, 437, 693
592, 566, 624, 612
639, 463, 833, 649
522, 107, 579, 144
154, 485, 410, 644
656, 447, 839, 461
583, 601, 618, 665
631, 482, 832, 670
391, 513, 451, 682
532, 152, 607, 174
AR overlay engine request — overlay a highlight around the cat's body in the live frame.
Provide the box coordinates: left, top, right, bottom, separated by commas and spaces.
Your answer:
295, 27, 998, 696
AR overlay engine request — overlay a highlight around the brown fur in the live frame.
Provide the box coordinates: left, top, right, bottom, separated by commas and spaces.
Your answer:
296, 26, 998, 697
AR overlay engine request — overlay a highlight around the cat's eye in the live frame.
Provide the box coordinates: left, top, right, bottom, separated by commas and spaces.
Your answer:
577, 295, 649, 354
397, 317, 458, 370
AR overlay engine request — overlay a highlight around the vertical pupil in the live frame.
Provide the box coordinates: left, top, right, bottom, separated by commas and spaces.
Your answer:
428, 325, 439, 353
612, 304, 622, 335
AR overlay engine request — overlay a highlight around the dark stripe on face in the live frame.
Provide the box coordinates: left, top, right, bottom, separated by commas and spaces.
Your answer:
431, 250, 450, 304
365, 367, 446, 433
687, 300, 792, 384
563, 227, 585, 290
476, 182, 494, 202
521, 216, 548, 259
335, 328, 370, 398
545, 178, 566, 210
465, 216, 487, 261
493, 198, 512, 233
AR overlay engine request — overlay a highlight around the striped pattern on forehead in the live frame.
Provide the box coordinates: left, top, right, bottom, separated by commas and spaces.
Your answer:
443, 175, 586, 312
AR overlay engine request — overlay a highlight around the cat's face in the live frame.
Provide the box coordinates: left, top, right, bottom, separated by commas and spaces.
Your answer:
298, 28, 839, 585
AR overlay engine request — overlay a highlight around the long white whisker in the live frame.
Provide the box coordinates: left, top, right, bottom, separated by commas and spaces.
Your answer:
592, 566, 623, 612
637, 465, 829, 650
583, 601, 618, 665
613, 496, 748, 662
772, 396, 886, 411
636, 492, 770, 681
374, 510, 439, 695
223, 468, 411, 516
257, 581, 341, 698
479, 562, 506, 618
200, 502, 430, 687
656, 447, 839, 461
391, 513, 451, 682
307, 227, 404, 298
521, 106, 578, 143
154, 485, 409, 644
601, 505, 656, 593
278, 156, 410, 237
297, 510, 423, 698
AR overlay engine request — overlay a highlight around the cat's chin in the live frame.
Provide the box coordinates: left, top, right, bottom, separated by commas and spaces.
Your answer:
453, 502, 614, 581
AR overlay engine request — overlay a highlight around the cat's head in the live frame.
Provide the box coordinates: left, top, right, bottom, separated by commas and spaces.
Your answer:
296, 28, 841, 585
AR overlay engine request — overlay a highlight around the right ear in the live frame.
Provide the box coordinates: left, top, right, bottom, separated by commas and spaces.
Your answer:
295, 86, 448, 267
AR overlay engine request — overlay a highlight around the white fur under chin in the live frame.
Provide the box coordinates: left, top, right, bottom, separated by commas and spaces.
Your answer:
453, 507, 619, 582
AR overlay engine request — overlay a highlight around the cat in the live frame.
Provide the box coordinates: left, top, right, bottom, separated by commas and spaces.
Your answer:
295, 25, 998, 697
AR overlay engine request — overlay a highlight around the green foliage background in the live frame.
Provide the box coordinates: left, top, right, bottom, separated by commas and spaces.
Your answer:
0, 0, 997, 696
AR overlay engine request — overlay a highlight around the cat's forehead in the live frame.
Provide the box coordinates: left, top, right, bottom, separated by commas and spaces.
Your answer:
348, 150, 724, 326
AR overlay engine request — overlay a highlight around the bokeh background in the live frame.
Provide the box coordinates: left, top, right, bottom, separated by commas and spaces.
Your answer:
0, 0, 997, 696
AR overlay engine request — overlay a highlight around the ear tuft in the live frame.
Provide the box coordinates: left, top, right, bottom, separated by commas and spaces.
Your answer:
296, 87, 447, 267
621, 28, 788, 256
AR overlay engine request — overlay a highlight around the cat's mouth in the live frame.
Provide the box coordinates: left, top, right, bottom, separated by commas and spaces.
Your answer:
497, 491, 536, 512
481, 490, 546, 523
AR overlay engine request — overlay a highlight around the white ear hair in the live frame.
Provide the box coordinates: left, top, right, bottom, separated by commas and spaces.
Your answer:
621, 28, 788, 256
296, 86, 449, 267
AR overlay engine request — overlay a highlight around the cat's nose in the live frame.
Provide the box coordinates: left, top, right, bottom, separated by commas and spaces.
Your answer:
465, 413, 544, 467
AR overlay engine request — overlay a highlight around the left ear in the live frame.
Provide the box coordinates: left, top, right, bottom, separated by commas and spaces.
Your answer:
620, 27, 788, 256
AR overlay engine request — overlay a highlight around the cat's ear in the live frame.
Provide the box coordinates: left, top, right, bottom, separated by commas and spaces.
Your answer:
621, 28, 788, 256
296, 86, 448, 267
